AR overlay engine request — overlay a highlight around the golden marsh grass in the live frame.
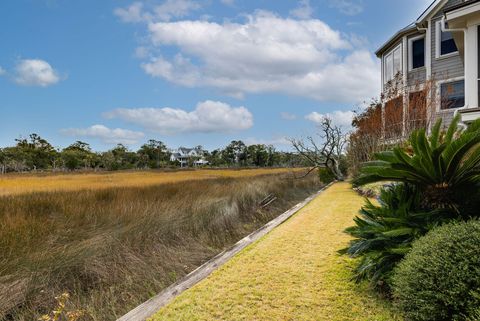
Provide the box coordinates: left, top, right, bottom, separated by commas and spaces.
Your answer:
0, 170, 319, 321
0, 168, 299, 196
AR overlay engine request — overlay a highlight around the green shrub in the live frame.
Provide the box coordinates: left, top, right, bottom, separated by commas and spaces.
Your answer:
344, 116, 480, 290
341, 183, 440, 288
318, 168, 335, 183
392, 220, 480, 321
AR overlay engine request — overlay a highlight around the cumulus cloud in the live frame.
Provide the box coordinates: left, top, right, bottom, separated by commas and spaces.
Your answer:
280, 112, 297, 120
61, 125, 145, 145
306, 110, 354, 127
139, 10, 379, 103
104, 100, 253, 135
114, 0, 201, 23
329, 0, 364, 16
290, 0, 313, 19
14, 59, 61, 87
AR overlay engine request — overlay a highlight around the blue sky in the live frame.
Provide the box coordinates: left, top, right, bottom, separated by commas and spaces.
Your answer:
0, 0, 430, 151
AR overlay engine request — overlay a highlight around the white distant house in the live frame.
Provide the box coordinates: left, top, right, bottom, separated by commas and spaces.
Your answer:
169, 146, 209, 167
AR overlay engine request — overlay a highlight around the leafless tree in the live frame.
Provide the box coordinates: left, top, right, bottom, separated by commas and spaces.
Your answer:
290, 117, 347, 181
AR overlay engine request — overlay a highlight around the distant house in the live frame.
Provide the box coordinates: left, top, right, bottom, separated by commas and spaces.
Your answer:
169, 146, 209, 167
377, 0, 480, 134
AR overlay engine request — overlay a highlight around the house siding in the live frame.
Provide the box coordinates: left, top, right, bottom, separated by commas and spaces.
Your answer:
430, 0, 465, 128
435, 109, 457, 128
379, 0, 469, 130
431, 16, 464, 80
407, 33, 427, 87
408, 68, 427, 87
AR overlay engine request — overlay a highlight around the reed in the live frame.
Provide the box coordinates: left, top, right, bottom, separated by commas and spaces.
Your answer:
0, 172, 320, 321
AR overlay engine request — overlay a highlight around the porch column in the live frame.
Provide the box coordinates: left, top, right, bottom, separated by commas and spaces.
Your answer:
465, 24, 478, 108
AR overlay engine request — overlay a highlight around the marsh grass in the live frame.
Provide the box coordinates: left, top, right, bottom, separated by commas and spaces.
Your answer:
0, 172, 319, 321
0, 168, 298, 196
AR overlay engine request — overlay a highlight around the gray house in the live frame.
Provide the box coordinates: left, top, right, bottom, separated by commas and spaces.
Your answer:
376, 0, 480, 130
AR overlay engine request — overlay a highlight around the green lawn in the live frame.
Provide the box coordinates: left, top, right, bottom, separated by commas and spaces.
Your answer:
150, 183, 401, 321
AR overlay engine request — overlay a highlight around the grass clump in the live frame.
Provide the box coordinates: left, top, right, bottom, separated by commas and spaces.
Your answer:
0, 172, 319, 320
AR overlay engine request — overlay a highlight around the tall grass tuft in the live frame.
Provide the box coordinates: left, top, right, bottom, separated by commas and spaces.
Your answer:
0, 173, 320, 321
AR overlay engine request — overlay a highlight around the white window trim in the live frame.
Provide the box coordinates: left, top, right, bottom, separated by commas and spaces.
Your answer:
435, 20, 459, 59
383, 43, 403, 85
436, 76, 465, 112
408, 35, 426, 71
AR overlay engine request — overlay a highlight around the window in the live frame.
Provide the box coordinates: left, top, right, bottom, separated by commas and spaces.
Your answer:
409, 36, 425, 70
440, 80, 464, 109
384, 44, 402, 83
436, 21, 458, 57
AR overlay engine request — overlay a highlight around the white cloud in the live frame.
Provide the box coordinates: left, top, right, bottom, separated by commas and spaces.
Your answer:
244, 136, 290, 147
280, 112, 297, 120
134, 46, 150, 59
140, 11, 379, 103
220, 0, 235, 6
0, 66, 5, 76
104, 100, 253, 135
154, 0, 201, 21
114, 0, 201, 23
306, 110, 354, 127
329, 0, 364, 16
114, 2, 150, 23
61, 125, 145, 145
290, 0, 313, 19
14, 59, 61, 87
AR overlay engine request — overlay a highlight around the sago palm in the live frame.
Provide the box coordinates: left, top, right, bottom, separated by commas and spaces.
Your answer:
341, 183, 442, 288
354, 115, 480, 215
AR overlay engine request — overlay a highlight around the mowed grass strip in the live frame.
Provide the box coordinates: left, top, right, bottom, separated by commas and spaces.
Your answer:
1, 173, 320, 320
151, 183, 401, 321
0, 168, 298, 196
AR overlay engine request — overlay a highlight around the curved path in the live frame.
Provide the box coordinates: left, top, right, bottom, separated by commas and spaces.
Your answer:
150, 183, 400, 321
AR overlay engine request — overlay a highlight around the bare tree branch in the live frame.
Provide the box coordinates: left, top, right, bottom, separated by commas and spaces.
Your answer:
290, 117, 347, 181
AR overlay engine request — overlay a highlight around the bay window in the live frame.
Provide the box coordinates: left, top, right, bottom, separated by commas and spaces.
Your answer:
384, 44, 402, 83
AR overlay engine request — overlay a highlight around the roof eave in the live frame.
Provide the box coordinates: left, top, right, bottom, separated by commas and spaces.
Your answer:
416, 0, 449, 25
376, 0, 450, 58
374, 24, 417, 57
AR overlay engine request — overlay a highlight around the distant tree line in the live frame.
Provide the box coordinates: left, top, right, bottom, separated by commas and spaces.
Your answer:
0, 134, 308, 173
